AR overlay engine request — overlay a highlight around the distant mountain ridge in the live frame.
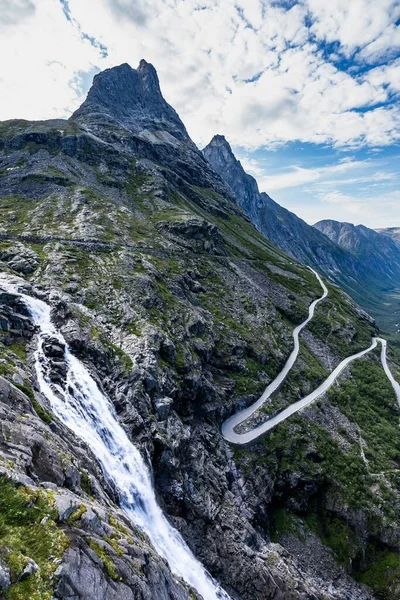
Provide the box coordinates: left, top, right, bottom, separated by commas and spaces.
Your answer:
203, 135, 400, 335
314, 219, 400, 289
376, 227, 400, 245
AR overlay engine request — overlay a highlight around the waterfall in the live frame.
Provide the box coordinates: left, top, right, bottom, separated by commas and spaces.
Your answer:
1, 281, 230, 600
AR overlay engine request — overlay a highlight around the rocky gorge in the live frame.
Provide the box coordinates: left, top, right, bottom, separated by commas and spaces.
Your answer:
0, 61, 399, 600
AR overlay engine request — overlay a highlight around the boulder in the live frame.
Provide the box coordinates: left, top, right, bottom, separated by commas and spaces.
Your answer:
54, 494, 81, 522
17, 558, 39, 582
0, 561, 10, 592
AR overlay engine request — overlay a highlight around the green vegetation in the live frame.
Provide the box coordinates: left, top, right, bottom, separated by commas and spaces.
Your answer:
355, 543, 400, 600
127, 322, 141, 336
0, 120, 80, 140
305, 513, 359, 566
0, 477, 68, 600
270, 508, 360, 569
79, 471, 92, 497
125, 170, 149, 204
86, 539, 120, 581
308, 283, 376, 357
259, 346, 327, 419
252, 414, 373, 507
108, 342, 133, 374
174, 343, 188, 371
6, 340, 26, 362
23, 172, 73, 187
234, 351, 400, 599
66, 504, 87, 524
269, 507, 301, 542
14, 382, 53, 425
108, 515, 133, 542
327, 355, 400, 475
0, 337, 53, 424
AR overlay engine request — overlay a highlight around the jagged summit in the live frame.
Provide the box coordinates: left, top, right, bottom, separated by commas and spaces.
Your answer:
70, 61, 235, 206
205, 134, 238, 162
208, 134, 228, 144
203, 134, 261, 222
70, 60, 190, 142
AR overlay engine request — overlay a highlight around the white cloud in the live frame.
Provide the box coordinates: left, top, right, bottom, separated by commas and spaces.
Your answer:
305, 0, 400, 61
0, 0, 103, 120
240, 155, 376, 191
0, 0, 35, 28
315, 188, 400, 224
365, 58, 400, 93
0, 0, 399, 152
236, 149, 399, 227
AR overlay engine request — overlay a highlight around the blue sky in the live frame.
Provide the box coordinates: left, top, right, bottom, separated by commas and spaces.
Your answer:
0, 0, 399, 227
235, 142, 400, 225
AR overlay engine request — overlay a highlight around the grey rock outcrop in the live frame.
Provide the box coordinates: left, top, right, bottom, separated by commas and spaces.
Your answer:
0, 561, 11, 592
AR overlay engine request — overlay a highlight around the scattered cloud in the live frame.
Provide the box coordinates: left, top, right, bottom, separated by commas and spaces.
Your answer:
0, 0, 399, 150
240, 156, 375, 191
236, 147, 399, 227
305, 0, 400, 61
108, 0, 151, 26
0, 0, 399, 226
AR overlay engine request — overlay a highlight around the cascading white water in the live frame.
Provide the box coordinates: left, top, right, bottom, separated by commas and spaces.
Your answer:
1, 282, 230, 600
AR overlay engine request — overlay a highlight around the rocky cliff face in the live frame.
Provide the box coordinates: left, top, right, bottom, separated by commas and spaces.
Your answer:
0, 62, 399, 600
70, 61, 232, 204
203, 135, 400, 337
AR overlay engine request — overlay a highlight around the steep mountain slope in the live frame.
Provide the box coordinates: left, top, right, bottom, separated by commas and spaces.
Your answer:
202, 135, 355, 272
0, 62, 399, 600
203, 135, 400, 337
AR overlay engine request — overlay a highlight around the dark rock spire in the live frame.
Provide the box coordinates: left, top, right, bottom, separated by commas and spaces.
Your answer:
70, 60, 190, 142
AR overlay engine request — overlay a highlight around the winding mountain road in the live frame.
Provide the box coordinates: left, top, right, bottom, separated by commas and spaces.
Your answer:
222, 269, 400, 445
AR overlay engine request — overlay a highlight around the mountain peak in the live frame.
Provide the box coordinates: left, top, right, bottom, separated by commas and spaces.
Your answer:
203, 134, 261, 221
209, 133, 228, 144
314, 219, 400, 292
137, 58, 155, 72
206, 134, 234, 154
137, 59, 162, 93
70, 60, 189, 141
203, 134, 240, 170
